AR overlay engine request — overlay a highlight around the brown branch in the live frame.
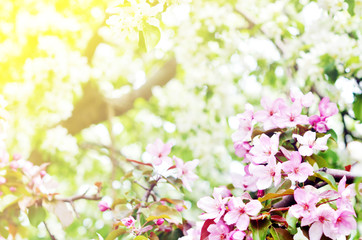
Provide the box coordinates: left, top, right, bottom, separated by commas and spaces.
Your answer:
234, 8, 284, 55
60, 57, 177, 135
56, 190, 101, 203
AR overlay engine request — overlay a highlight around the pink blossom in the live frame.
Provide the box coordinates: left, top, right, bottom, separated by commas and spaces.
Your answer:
229, 230, 246, 240
281, 151, 314, 182
152, 155, 175, 178
179, 227, 201, 240
213, 186, 232, 198
10, 160, 20, 170
293, 131, 330, 156
12, 153, 22, 161
9, 186, 16, 192
98, 201, 111, 212
231, 171, 258, 192
174, 156, 199, 192
332, 209, 357, 237
0, 147, 9, 167
303, 205, 335, 240
207, 220, 230, 240
336, 176, 356, 211
290, 88, 314, 108
289, 187, 319, 219
146, 139, 173, 166
275, 102, 309, 128
249, 157, 282, 190
231, 105, 255, 143
176, 204, 185, 212
254, 97, 286, 130
0, 176, 6, 185
121, 216, 136, 228
224, 197, 262, 231
233, 141, 251, 159
197, 190, 227, 222
319, 97, 338, 118
309, 115, 329, 133
249, 133, 280, 164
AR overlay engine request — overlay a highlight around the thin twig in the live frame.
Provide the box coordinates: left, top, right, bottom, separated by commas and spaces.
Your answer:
56, 190, 101, 202
43, 221, 56, 240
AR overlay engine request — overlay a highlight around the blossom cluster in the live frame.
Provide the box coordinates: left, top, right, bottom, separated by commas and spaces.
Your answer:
197, 187, 260, 239
98, 139, 199, 239
289, 177, 357, 240
231, 89, 335, 192
0, 99, 57, 202
190, 90, 359, 240
145, 138, 199, 191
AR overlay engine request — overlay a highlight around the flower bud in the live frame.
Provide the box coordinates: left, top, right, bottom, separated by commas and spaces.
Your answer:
98, 201, 111, 212
155, 218, 164, 225
121, 216, 135, 228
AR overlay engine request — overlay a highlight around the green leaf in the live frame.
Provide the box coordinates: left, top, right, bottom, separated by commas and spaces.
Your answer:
138, 23, 161, 52
258, 189, 294, 202
0, 194, 19, 212
326, 129, 338, 142
249, 218, 271, 240
315, 171, 337, 190
286, 214, 298, 235
270, 227, 294, 240
146, 214, 170, 222
105, 227, 128, 240
311, 154, 328, 168
0, 224, 9, 238
353, 94, 362, 121
149, 205, 182, 224
111, 198, 128, 209
319, 54, 338, 83
28, 206, 47, 227
345, 0, 355, 15
134, 236, 148, 240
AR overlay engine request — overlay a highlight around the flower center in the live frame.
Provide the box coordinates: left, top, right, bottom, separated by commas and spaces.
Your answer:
319, 216, 325, 223
303, 204, 309, 211
239, 208, 246, 214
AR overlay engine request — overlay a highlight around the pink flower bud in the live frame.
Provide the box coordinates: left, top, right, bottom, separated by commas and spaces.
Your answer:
40, 170, 47, 177
98, 201, 110, 212
155, 218, 164, 225
10, 161, 19, 170
175, 204, 184, 212
0, 176, 6, 185
9, 187, 16, 192
121, 216, 135, 228
257, 190, 265, 198
12, 153, 22, 161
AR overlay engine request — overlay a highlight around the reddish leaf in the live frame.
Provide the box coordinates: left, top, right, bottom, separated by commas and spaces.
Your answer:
126, 158, 152, 167
200, 219, 214, 240
271, 215, 288, 226
271, 227, 294, 240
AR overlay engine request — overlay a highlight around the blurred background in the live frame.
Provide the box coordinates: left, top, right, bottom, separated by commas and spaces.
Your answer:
0, 0, 362, 238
